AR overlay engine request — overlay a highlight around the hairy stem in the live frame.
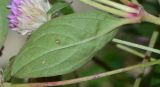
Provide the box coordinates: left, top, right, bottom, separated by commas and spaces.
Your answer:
4, 59, 160, 87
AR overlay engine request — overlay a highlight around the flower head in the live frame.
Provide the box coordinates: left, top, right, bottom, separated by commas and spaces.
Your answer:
8, 0, 51, 35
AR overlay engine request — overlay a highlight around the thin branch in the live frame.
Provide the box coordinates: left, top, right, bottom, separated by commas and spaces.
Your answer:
80, 0, 129, 17
145, 31, 159, 57
133, 77, 142, 87
93, 56, 131, 82
112, 38, 160, 54
142, 11, 160, 26
133, 30, 159, 87
116, 44, 156, 61
5, 59, 160, 87
120, 0, 130, 5
95, 0, 137, 13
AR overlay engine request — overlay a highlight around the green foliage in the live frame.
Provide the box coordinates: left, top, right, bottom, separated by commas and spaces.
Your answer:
49, 0, 74, 15
48, 2, 71, 15
10, 10, 131, 78
1, 0, 160, 87
0, 0, 9, 48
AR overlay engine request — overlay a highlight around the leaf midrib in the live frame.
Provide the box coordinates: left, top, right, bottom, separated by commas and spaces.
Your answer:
12, 19, 129, 76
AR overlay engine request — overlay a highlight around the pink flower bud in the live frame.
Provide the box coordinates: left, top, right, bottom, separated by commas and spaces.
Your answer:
127, 3, 143, 18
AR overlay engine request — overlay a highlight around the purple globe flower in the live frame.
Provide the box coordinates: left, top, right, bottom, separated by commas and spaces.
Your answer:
8, 0, 51, 35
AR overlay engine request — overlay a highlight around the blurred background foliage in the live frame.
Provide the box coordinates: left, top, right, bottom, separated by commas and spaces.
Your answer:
8, 0, 160, 87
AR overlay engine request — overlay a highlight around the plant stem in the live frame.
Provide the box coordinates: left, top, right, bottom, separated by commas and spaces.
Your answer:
112, 38, 160, 54
73, 72, 80, 87
116, 44, 156, 61
95, 0, 137, 13
146, 30, 159, 56
133, 30, 159, 87
4, 59, 160, 87
80, 0, 128, 17
131, 0, 139, 5
133, 78, 142, 87
120, 0, 130, 5
142, 12, 160, 26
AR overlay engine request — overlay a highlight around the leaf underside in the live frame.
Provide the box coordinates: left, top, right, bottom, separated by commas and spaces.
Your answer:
11, 10, 130, 78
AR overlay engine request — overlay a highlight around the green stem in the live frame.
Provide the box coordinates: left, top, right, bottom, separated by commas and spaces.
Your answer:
95, 0, 137, 13
133, 30, 159, 87
116, 44, 156, 61
133, 78, 142, 87
4, 59, 160, 87
80, 0, 128, 17
142, 12, 160, 26
146, 30, 159, 56
131, 0, 140, 5
112, 38, 160, 54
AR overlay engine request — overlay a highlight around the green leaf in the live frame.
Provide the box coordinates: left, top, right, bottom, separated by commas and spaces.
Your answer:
48, 0, 74, 15
47, 2, 71, 15
60, 5, 74, 15
0, 0, 9, 48
11, 11, 131, 78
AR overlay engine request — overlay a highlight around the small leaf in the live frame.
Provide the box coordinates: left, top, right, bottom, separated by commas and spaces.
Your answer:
60, 5, 74, 15
11, 11, 131, 78
0, 0, 9, 48
48, 2, 71, 15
